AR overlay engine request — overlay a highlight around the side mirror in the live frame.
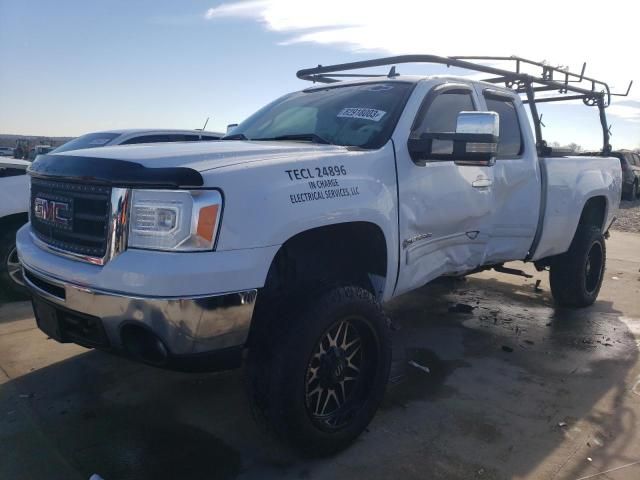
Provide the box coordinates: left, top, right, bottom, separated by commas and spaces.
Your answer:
408, 111, 499, 165
226, 123, 239, 134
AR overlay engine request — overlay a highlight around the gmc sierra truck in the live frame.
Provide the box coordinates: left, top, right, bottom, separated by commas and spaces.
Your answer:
16, 55, 626, 454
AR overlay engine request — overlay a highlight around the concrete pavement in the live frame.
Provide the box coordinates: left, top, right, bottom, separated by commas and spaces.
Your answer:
1, 231, 639, 480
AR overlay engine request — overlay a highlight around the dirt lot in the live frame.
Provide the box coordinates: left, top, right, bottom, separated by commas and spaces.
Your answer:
1, 231, 639, 480
615, 198, 640, 233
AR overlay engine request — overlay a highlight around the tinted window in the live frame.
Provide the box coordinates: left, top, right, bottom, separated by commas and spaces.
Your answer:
414, 90, 475, 134
121, 134, 172, 145
52, 132, 120, 153
200, 135, 221, 141
485, 95, 522, 156
230, 82, 414, 149
181, 135, 202, 141
412, 90, 475, 155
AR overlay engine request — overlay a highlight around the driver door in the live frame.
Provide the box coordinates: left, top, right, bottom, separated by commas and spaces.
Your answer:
394, 83, 495, 296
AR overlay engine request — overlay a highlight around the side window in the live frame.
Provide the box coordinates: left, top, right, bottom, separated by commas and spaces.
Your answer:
413, 90, 475, 135
121, 134, 171, 145
164, 134, 199, 142
484, 94, 523, 157
412, 89, 475, 155
182, 135, 201, 141
200, 135, 221, 141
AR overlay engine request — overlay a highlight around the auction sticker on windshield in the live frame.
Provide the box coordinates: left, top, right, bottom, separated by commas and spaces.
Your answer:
337, 107, 386, 122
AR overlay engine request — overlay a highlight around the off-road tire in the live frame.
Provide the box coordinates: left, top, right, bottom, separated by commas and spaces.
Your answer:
0, 227, 28, 297
246, 286, 392, 456
549, 225, 606, 308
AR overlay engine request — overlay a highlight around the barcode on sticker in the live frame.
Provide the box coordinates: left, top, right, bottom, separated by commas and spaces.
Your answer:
337, 108, 386, 122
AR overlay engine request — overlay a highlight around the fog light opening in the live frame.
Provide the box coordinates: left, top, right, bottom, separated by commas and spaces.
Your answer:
121, 325, 168, 366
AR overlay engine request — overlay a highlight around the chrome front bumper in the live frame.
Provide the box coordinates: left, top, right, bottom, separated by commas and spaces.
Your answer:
22, 263, 257, 358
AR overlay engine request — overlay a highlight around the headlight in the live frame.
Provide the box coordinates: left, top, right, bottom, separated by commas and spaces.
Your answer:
128, 189, 222, 251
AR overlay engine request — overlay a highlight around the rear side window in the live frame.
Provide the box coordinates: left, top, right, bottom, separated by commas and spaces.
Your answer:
200, 135, 221, 141
484, 95, 523, 157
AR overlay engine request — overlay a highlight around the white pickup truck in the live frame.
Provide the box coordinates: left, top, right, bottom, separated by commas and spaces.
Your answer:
16, 55, 623, 454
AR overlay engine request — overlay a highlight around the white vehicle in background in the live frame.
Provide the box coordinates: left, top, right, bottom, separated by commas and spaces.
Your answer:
51, 129, 224, 153
0, 147, 15, 157
0, 158, 31, 295
0, 129, 223, 294
16, 55, 629, 454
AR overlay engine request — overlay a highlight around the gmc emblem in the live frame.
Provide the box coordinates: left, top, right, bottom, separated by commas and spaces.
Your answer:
34, 197, 72, 227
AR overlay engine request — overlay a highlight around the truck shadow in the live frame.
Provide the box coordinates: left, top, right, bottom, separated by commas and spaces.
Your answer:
1, 273, 637, 480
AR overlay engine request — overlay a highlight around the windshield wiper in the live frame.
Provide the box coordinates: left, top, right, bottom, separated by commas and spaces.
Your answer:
253, 133, 332, 145
221, 133, 248, 140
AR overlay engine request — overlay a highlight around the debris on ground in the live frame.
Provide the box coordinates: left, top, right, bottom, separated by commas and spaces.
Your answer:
524, 340, 535, 345
558, 422, 568, 428
611, 276, 620, 280
18, 393, 34, 399
501, 345, 514, 353
408, 360, 431, 374
587, 457, 593, 462
448, 303, 475, 314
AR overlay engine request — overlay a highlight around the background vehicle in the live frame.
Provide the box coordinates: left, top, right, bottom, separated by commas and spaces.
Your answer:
0, 158, 30, 295
616, 150, 640, 200
51, 129, 223, 154
27, 145, 53, 161
0, 147, 15, 157
17, 55, 626, 455
0, 129, 223, 294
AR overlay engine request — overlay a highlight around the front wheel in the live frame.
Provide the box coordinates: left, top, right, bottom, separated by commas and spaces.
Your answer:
247, 286, 391, 456
549, 225, 606, 308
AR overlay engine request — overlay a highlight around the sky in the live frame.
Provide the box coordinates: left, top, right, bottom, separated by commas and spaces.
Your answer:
0, 0, 638, 150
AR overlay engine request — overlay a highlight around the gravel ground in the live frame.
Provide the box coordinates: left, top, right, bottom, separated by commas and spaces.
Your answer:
614, 198, 640, 233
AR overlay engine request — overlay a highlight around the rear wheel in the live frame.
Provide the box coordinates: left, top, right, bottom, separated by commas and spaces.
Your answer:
549, 225, 605, 307
246, 286, 391, 456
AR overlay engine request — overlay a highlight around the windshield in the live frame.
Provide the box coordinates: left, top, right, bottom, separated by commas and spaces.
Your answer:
51, 132, 120, 153
227, 82, 414, 149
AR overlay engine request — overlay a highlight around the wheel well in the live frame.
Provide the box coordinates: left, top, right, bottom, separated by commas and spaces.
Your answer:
578, 196, 607, 231
248, 222, 388, 345
267, 222, 387, 295
0, 213, 28, 233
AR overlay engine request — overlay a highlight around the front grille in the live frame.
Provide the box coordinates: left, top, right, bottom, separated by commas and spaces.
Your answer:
30, 178, 111, 258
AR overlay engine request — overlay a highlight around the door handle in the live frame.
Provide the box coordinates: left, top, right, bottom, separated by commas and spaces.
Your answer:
472, 178, 492, 188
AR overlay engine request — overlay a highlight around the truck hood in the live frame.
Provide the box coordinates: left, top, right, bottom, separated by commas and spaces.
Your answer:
57, 140, 351, 172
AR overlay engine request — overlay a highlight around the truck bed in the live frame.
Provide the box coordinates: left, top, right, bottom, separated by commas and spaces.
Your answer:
531, 156, 621, 261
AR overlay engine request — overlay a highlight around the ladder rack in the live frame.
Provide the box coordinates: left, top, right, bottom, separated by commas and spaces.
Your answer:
297, 55, 633, 155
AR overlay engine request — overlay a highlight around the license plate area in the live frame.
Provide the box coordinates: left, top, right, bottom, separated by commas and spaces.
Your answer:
33, 297, 63, 341
32, 297, 110, 348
